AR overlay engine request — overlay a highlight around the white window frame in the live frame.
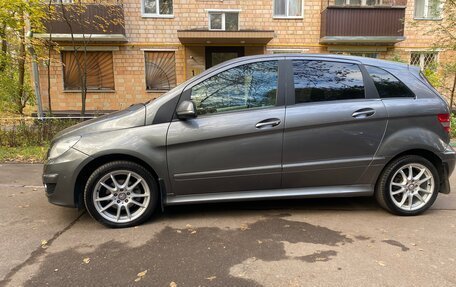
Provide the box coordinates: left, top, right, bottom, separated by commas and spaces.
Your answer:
206, 9, 241, 31
410, 51, 439, 70
272, 0, 304, 19
414, 0, 443, 20
338, 0, 383, 5
51, 0, 74, 3
141, 0, 174, 18
267, 48, 309, 54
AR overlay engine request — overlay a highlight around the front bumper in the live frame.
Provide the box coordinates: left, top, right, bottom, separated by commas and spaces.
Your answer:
43, 147, 90, 207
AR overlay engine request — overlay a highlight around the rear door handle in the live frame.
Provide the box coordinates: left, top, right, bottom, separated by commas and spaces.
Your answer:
352, 108, 375, 119
255, 118, 281, 129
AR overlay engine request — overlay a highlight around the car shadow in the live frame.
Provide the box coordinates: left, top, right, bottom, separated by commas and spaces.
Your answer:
156, 196, 380, 221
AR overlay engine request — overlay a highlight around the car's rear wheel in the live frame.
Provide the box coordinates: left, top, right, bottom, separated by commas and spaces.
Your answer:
375, 155, 439, 215
84, 161, 158, 228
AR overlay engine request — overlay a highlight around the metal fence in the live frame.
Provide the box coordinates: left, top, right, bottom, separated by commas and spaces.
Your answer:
0, 117, 93, 147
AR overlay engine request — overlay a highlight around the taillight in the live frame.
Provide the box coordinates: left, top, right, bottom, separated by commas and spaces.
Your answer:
438, 113, 451, 133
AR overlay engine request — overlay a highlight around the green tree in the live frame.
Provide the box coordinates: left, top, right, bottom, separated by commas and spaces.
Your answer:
0, 0, 46, 115
426, 0, 456, 110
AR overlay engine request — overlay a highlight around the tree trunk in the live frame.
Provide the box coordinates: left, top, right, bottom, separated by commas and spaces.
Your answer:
450, 72, 456, 114
0, 23, 7, 72
17, 14, 26, 115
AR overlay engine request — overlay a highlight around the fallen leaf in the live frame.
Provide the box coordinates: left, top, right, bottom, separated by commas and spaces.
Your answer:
169, 282, 177, 287
134, 278, 141, 282
186, 224, 192, 228
137, 270, 148, 277
240, 224, 249, 231
190, 230, 197, 234
83, 257, 90, 264
377, 261, 386, 267
206, 276, 217, 281
176, 230, 182, 233
257, 240, 263, 244
54, 269, 58, 272
41, 240, 48, 249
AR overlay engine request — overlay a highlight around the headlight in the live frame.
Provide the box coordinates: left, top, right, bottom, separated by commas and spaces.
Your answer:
48, 136, 81, 160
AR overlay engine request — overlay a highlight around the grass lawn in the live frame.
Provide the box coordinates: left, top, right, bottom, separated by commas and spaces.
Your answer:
0, 146, 48, 163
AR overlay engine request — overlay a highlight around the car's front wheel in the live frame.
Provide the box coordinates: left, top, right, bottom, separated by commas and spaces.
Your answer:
84, 161, 158, 228
375, 155, 439, 215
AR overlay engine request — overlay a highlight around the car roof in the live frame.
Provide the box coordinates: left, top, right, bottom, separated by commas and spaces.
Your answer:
221, 53, 411, 70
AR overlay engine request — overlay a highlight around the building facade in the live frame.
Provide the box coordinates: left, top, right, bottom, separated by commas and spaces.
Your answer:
36, 0, 450, 113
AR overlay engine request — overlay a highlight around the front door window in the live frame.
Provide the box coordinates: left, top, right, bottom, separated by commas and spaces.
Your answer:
191, 61, 279, 115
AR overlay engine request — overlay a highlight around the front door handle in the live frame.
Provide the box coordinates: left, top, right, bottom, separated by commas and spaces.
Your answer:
352, 108, 375, 119
255, 118, 281, 129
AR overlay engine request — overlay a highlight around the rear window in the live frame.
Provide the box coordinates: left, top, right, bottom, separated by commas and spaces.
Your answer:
292, 60, 365, 104
365, 66, 415, 98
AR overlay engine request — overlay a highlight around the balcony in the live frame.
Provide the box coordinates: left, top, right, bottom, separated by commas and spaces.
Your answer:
36, 4, 126, 42
320, 0, 406, 45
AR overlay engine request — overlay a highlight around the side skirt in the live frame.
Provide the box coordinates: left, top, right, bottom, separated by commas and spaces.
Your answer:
165, 185, 374, 206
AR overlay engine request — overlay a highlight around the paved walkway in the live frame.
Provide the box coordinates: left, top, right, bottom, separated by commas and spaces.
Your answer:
1, 164, 456, 286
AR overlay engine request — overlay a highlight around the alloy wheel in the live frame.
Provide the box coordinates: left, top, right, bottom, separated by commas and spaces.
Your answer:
93, 170, 151, 223
389, 163, 435, 211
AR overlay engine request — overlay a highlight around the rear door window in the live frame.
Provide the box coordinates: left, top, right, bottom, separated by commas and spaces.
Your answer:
365, 65, 415, 98
292, 60, 365, 104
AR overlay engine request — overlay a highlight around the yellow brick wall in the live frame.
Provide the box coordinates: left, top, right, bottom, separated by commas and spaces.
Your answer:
39, 0, 452, 112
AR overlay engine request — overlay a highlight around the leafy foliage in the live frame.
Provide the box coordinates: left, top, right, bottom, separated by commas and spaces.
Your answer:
0, 0, 47, 114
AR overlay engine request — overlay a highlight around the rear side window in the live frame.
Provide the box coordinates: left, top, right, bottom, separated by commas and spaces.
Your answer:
292, 60, 365, 104
365, 66, 415, 98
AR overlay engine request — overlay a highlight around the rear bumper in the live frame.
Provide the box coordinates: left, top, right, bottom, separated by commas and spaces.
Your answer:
440, 146, 456, 194
43, 148, 90, 207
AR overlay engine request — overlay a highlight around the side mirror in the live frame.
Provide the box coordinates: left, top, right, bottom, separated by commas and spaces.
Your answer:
176, 100, 197, 120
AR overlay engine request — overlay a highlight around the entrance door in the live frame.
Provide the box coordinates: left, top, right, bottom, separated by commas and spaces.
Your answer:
205, 46, 245, 68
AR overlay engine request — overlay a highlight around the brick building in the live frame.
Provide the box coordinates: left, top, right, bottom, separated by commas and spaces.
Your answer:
35, 0, 451, 113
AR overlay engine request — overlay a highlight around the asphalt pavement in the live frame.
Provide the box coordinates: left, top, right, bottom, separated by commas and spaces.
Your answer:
1, 163, 456, 287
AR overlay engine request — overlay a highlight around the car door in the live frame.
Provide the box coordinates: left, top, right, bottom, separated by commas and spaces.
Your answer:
282, 58, 388, 188
167, 59, 286, 196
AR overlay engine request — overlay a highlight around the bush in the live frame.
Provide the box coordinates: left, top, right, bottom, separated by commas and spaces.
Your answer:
0, 118, 80, 147
451, 114, 456, 139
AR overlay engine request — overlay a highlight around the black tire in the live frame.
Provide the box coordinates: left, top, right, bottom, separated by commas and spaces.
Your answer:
375, 155, 440, 216
84, 161, 158, 228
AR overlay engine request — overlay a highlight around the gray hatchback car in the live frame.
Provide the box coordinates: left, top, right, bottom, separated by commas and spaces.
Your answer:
43, 54, 456, 228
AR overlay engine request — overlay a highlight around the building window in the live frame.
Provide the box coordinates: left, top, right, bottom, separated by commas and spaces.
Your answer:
348, 52, 378, 58
410, 52, 438, 70
292, 60, 365, 103
145, 51, 176, 91
208, 12, 239, 31
51, 0, 74, 3
332, 52, 378, 58
62, 51, 114, 91
273, 0, 303, 18
142, 0, 173, 17
335, 0, 383, 6
414, 0, 442, 19
268, 49, 308, 54
190, 61, 278, 115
